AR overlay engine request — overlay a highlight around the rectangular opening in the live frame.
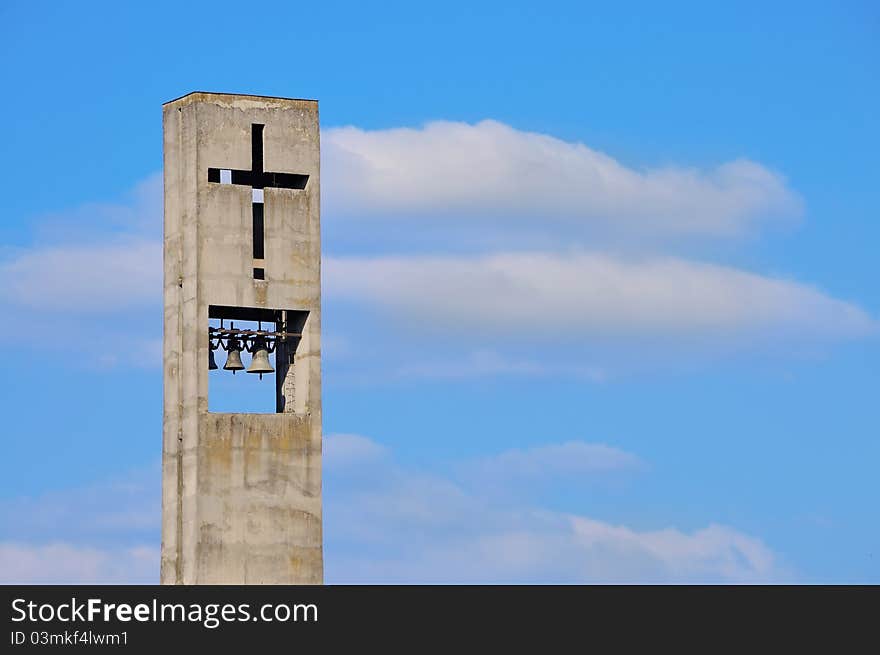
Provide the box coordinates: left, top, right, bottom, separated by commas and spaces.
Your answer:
252, 203, 264, 260
208, 305, 308, 414
207, 168, 256, 186
263, 171, 309, 189
252, 124, 264, 177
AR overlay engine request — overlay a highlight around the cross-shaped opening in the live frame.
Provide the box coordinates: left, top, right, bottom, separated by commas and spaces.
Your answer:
208, 124, 309, 279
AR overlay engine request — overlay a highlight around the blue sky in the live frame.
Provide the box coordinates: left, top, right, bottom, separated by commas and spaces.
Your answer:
0, 0, 877, 582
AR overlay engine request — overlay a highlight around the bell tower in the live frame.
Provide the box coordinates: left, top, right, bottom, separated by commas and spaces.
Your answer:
161, 92, 322, 584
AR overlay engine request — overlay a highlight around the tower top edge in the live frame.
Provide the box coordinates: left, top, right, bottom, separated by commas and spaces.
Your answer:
163, 91, 318, 108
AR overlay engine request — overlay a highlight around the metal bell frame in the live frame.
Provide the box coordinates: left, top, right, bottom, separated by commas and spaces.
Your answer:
209, 320, 288, 379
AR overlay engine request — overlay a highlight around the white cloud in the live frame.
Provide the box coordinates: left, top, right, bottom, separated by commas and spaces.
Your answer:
464, 441, 644, 481
324, 432, 389, 468
0, 437, 787, 583
0, 463, 161, 584
0, 172, 161, 316
0, 462, 161, 584
326, 251, 876, 340
0, 239, 160, 312
0, 543, 157, 584
0, 178, 162, 367
324, 119, 801, 238
13, 241, 872, 363
324, 434, 788, 583
389, 349, 607, 381
34, 173, 162, 242
353, 517, 780, 584
0, 125, 869, 372
568, 519, 776, 583
0, 463, 160, 543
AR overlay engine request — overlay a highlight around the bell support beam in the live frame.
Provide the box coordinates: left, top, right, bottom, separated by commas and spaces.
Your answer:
208, 327, 302, 340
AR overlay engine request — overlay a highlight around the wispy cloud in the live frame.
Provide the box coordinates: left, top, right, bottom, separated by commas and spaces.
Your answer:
324, 434, 788, 583
0, 543, 158, 585
389, 350, 606, 382
0, 239, 161, 312
0, 237, 162, 368
0, 437, 788, 584
32, 173, 162, 243
0, 463, 160, 584
326, 252, 876, 341
0, 462, 160, 545
462, 441, 644, 482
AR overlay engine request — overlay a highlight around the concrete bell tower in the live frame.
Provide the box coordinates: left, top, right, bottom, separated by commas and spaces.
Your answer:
161, 92, 322, 584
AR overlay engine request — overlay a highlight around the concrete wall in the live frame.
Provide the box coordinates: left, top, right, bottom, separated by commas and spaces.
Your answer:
162, 93, 322, 584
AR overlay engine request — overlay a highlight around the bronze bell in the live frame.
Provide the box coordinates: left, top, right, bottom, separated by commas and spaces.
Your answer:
224, 339, 245, 374
247, 337, 274, 378
208, 348, 218, 371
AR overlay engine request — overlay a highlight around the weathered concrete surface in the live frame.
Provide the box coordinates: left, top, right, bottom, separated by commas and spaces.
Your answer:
162, 92, 322, 584
196, 414, 322, 584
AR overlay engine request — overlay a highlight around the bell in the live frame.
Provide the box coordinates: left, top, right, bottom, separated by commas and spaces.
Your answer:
247, 338, 274, 377
208, 348, 218, 370
223, 339, 245, 374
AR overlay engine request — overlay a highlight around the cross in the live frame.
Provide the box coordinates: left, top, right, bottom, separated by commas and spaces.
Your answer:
208, 123, 309, 279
